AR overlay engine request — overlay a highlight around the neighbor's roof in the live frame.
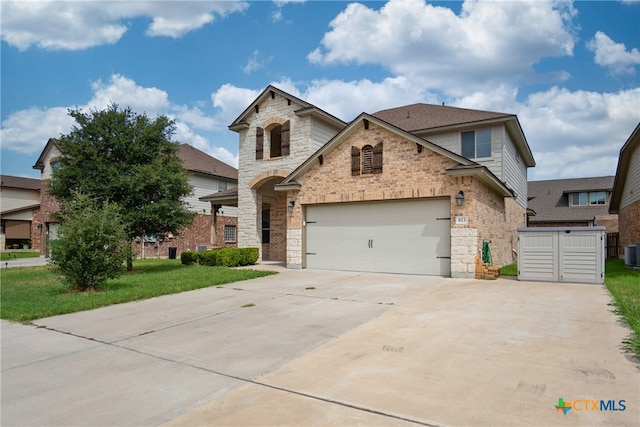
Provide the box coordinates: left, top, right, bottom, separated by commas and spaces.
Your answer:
0, 174, 40, 191
178, 144, 238, 181
610, 122, 640, 213
527, 176, 615, 223
199, 187, 238, 205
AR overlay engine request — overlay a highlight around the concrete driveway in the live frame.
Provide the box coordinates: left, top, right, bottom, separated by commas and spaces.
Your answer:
2, 267, 638, 426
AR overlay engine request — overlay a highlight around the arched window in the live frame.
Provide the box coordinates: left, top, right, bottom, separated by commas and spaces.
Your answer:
362, 145, 373, 174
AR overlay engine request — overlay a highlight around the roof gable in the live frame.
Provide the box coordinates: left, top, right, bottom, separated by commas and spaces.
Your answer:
32, 138, 62, 171
229, 85, 346, 131
610, 122, 640, 212
279, 113, 514, 197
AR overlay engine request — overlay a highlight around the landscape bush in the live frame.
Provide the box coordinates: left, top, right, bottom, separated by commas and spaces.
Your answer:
181, 247, 259, 267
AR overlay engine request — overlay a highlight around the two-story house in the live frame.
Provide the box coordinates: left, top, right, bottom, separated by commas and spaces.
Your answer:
527, 176, 618, 231
32, 138, 238, 257
204, 86, 535, 278
0, 175, 41, 250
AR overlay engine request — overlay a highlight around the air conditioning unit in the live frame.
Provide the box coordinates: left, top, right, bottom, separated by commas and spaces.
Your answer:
624, 245, 637, 267
196, 245, 208, 252
636, 243, 640, 267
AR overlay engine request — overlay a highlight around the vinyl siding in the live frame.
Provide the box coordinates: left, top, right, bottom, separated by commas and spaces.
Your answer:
187, 173, 238, 216
504, 132, 528, 208
311, 119, 343, 151
620, 144, 640, 208
0, 188, 39, 214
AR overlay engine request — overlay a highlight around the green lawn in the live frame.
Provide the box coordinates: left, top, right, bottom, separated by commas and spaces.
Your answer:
0, 251, 41, 261
0, 259, 276, 323
605, 259, 640, 360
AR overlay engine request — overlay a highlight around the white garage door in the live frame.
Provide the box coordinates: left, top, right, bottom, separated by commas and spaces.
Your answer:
305, 198, 451, 276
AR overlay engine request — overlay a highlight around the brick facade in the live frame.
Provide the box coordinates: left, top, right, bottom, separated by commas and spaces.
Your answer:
131, 214, 237, 259
285, 121, 524, 277
618, 199, 640, 249
32, 180, 61, 255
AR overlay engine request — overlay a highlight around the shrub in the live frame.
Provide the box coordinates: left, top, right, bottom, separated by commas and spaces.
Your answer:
181, 250, 197, 265
238, 248, 259, 266
181, 248, 259, 267
49, 194, 130, 291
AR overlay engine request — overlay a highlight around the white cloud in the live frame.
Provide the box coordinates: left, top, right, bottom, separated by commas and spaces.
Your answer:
518, 86, 640, 179
89, 75, 170, 115
0, 106, 74, 154
243, 51, 271, 74
308, 0, 576, 95
0, 0, 249, 51
0, 75, 237, 169
173, 122, 238, 168
587, 31, 640, 75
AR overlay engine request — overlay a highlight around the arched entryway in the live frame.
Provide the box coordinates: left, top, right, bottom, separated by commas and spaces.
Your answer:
253, 175, 288, 262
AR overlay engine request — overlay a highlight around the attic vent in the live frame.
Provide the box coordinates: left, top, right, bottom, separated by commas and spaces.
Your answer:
287, 98, 291, 105
363, 119, 369, 130
255, 105, 259, 114
270, 90, 275, 99
318, 155, 323, 165
417, 144, 423, 154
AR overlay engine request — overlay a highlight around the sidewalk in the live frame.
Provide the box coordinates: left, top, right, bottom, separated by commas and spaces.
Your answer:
2, 255, 48, 268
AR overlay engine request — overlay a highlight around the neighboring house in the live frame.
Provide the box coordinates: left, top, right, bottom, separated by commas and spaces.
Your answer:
0, 175, 41, 250
610, 123, 640, 251
32, 138, 238, 257
204, 86, 535, 278
527, 176, 618, 231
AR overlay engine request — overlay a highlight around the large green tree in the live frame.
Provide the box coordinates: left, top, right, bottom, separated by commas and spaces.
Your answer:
50, 104, 195, 270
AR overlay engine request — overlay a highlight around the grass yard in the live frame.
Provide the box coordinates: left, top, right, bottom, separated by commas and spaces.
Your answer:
0, 251, 41, 261
604, 259, 640, 360
0, 259, 276, 323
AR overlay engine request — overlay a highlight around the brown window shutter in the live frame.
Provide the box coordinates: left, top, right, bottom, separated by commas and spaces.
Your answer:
281, 120, 290, 156
373, 142, 383, 174
351, 146, 361, 176
256, 127, 264, 160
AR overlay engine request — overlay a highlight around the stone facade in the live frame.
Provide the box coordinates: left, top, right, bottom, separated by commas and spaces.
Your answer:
235, 90, 342, 261
284, 120, 524, 277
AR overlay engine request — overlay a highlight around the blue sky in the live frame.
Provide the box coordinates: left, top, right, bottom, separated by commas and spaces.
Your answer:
2, 0, 639, 181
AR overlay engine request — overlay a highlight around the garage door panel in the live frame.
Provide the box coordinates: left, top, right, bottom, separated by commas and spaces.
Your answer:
305, 199, 450, 276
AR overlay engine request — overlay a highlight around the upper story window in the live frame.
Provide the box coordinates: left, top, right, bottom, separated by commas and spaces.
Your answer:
461, 128, 492, 159
571, 191, 606, 206
270, 125, 282, 157
256, 120, 290, 160
218, 181, 228, 192
351, 142, 383, 176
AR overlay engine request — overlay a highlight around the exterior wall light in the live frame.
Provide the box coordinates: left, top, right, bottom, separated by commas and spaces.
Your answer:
455, 191, 465, 207
287, 200, 295, 213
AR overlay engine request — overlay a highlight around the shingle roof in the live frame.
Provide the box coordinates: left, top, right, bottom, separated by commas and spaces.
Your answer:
177, 144, 237, 181
0, 175, 40, 191
528, 176, 615, 223
372, 103, 512, 132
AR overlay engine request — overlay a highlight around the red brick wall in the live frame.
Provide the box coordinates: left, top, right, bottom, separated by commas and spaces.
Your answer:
131, 214, 238, 259
619, 199, 640, 250
32, 180, 61, 255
